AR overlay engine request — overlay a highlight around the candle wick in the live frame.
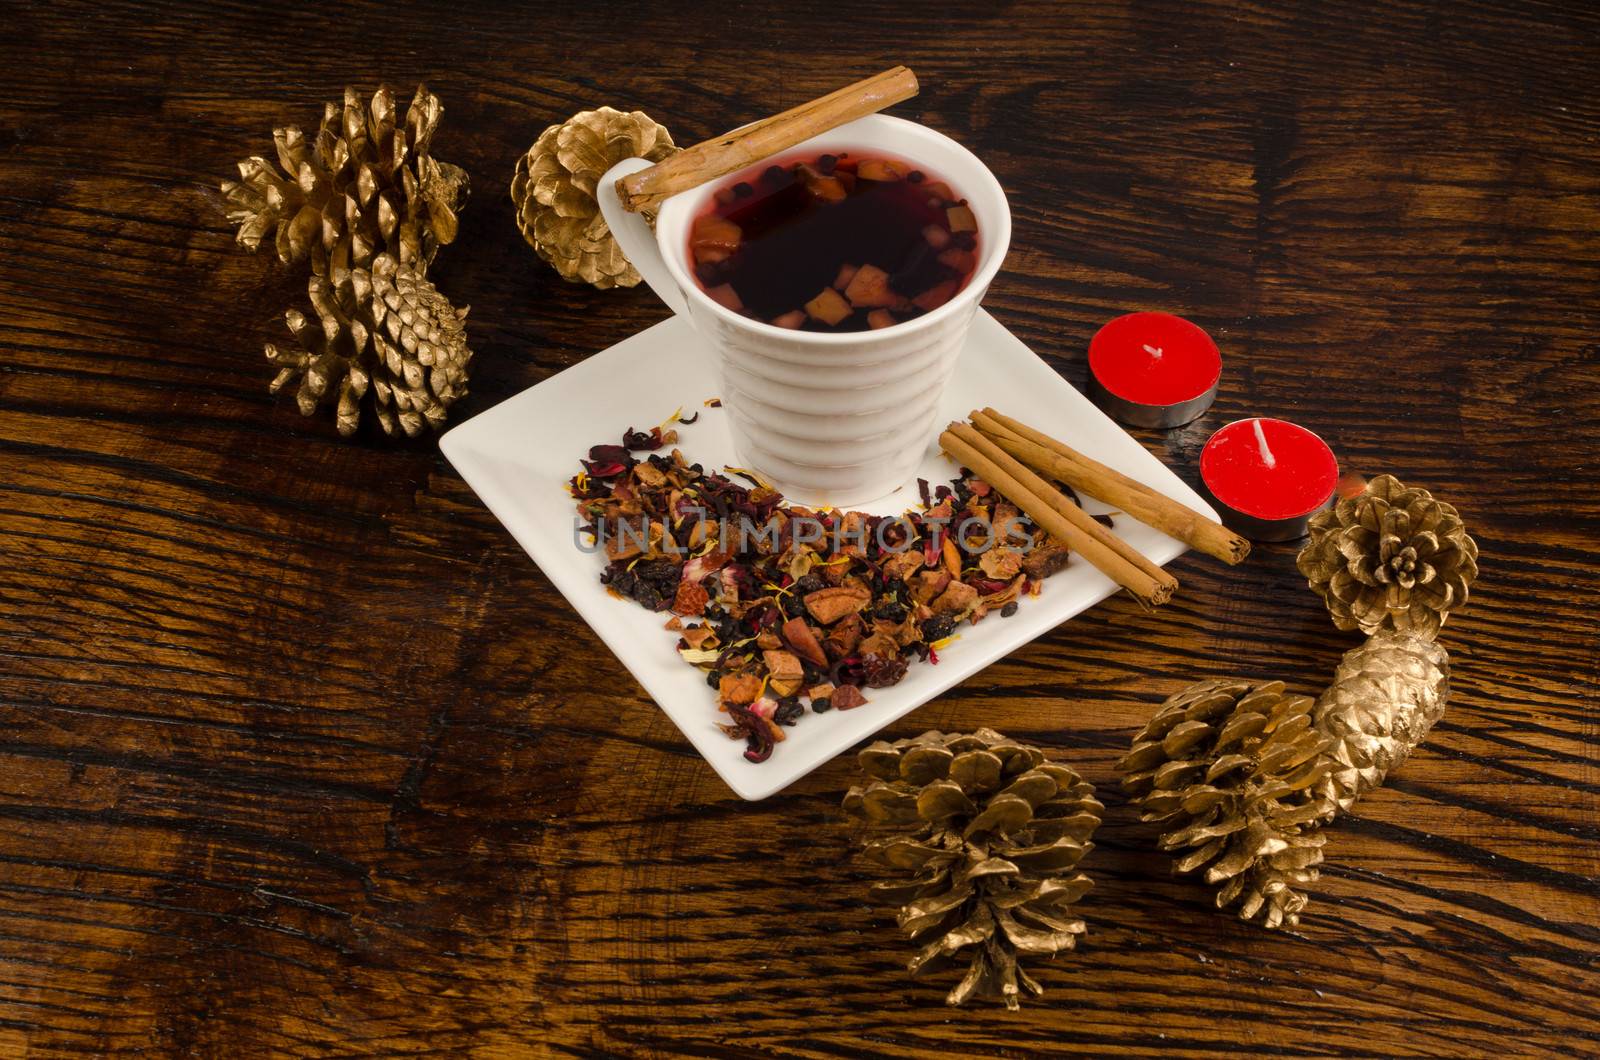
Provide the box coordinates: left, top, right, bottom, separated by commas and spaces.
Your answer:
1253, 418, 1277, 469
1142, 343, 1164, 360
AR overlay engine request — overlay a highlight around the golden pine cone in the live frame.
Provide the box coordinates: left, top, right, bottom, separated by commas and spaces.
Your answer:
266, 253, 471, 437
222, 84, 468, 277
842, 729, 1102, 1009
1297, 474, 1479, 640
510, 107, 678, 288
1314, 630, 1450, 817
1120, 681, 1335, 929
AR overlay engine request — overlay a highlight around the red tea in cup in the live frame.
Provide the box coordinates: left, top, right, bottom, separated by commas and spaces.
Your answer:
687, 152, 980, 332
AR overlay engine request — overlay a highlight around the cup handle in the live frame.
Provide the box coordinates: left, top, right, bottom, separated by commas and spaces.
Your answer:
598, 158, 690, 319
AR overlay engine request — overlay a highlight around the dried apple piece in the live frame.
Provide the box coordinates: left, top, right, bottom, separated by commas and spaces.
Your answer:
798, 164, 848, 203
681, 624, 717, 650
913, 280, 958, 311
705, 283, 743, 312
937, 248, 976, 274
843, 264, 897, 308
932, 580, 979, 615
946, 204, 977, 232
805, 287, 853, 325
921, 181, 954, 202
833, 263, 858, 290
923, 224, 951, 249
831, 685, 868, 710
763, 649, 805, 697
691, 215, 742, 263
771, 309, 806, 329
719, 672, 763, 705
781, 616, 829, 667
856, 157, 908, 182
804, 585, 871, 624
867, 309, 898, 330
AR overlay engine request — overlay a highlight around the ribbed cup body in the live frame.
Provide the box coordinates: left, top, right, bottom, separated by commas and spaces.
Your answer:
686, 294, 983, 506
599, 114, 1011, 508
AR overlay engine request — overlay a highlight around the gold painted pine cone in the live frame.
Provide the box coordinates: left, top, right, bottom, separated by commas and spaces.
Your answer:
1297, 474, 1479, 639
842, 729, 1102, 1009
510, 107, 678, 288
1120, 681, 1335, 930
222, 84, 468, 277
1314, 630, 1450, 818
266, 253, 471, 437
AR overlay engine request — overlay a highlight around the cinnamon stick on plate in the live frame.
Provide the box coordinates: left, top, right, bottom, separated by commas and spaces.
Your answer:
614, 66, 920, 213
940, 423, 1177, 609
973, 408, 1251, 565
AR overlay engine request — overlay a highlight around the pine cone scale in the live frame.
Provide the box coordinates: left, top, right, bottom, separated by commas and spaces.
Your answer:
1299, 474, 1478, 637
845, 729, 1100, 1008
512, 107, 679, 288
1121, 681, 1335, 929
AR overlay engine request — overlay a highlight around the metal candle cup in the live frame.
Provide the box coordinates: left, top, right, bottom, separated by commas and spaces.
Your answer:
1087, 312, 1221, 428
1199, 418, 1338, 542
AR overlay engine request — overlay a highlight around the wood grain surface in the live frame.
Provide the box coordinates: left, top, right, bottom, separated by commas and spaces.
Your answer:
2, 0, 1597, 1055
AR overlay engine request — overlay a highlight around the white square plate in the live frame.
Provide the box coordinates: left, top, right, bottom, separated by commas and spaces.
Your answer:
441, 310, 1216, 799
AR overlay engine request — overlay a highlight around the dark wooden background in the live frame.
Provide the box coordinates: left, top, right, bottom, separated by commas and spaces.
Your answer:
2, 0, 1597, 1055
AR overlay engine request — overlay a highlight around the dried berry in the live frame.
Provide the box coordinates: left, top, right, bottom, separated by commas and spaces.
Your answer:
861, 653, 909, 688
871, 598, 908, 623
793, 573, 825, 597
921, 614, 957, 643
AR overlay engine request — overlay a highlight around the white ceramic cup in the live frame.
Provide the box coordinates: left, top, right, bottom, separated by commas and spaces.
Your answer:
598, 114, 1011, 507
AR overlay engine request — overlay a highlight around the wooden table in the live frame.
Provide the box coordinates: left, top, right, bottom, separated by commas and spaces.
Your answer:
3, 1, 1597, 1054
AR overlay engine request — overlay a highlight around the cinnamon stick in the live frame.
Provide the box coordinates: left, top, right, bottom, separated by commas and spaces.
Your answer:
949, 422, 1172, 589
614, 66, 920, 213
940, 424, 1176, 609
974, 408, 1251, 565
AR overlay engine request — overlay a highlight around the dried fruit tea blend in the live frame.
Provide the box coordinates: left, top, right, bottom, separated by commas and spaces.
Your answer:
570, 424, 1073, 763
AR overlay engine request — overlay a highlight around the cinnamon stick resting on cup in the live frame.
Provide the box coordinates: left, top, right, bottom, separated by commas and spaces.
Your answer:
614, 66, 920, 213
972, 408, 1250, 565
940, 423, 1177, 609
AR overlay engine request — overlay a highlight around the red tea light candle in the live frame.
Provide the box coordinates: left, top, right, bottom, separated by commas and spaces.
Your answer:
1088, 312, 1222, 428
1200, 418, 1339, 541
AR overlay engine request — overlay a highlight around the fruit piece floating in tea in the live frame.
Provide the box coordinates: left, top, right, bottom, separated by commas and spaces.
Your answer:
688, 153, 980, 332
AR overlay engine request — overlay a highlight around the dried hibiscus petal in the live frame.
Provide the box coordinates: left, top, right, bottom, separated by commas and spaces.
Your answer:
623, 426, 668, 450
723, 703, 775, 762
588, 443, 631, 465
